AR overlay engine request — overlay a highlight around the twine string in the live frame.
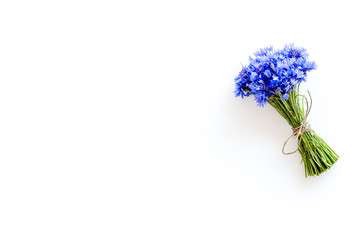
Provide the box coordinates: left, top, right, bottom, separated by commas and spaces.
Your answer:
282, 90, 313, 155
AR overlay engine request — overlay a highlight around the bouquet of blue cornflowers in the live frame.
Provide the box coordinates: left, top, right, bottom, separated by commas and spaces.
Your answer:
234, 44, 338, 177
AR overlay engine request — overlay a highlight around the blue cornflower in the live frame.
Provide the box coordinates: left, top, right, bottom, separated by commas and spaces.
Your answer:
234, 44, 316, 106
254, 91, 269, 107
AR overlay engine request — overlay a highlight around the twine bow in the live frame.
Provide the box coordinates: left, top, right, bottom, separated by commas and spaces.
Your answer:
282, 91, 313, 155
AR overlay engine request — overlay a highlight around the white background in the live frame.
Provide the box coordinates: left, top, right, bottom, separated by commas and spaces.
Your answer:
0, 0, 359, 239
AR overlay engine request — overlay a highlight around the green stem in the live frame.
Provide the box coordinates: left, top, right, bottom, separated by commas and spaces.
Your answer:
267, 88, 339, 177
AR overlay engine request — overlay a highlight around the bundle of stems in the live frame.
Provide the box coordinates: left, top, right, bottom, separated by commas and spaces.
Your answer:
266, 87, 339, 177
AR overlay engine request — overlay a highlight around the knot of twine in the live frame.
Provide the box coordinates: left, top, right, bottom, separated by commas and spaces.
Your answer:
282, 91, 313, 155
